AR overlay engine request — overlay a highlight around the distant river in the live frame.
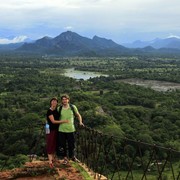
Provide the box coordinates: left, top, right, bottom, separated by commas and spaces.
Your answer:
63, 68, 108, 80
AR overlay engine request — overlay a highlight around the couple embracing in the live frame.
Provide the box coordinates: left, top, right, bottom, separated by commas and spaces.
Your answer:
46, 94, 84, 168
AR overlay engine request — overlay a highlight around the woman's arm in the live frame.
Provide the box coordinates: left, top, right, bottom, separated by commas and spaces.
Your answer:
49, 115, 69, 124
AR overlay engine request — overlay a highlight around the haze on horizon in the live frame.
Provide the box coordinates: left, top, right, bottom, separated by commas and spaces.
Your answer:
0, 0, 180, 44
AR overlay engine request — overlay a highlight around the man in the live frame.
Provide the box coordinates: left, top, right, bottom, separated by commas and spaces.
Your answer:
58, 94, 84, 164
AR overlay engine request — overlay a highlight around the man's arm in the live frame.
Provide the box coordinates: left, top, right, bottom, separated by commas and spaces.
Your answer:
75, 112, 84, 126
49, 115, 69, 124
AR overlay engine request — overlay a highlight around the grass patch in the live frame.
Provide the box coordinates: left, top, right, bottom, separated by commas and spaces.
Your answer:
71, 162, 93, 180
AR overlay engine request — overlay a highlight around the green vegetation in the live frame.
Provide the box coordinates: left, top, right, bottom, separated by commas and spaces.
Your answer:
111, 162, 180, 180
71, 162, 93, 180
0, 55, 179, 173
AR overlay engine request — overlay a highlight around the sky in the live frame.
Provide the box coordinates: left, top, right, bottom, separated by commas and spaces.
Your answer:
0, 0, 180, 44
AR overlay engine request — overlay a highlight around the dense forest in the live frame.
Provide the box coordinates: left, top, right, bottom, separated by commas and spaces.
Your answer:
0, 54, 179, 169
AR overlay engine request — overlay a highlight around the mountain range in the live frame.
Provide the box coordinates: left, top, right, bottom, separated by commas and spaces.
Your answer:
1, 31, 180, 56
16, 31, 130, 56
122, 37, 180, 49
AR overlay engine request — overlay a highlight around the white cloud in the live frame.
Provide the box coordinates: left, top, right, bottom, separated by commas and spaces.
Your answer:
64, 26, 74, 31
167, 34, 180, 39
0, 0, 180, 42
0, 36, 28, 44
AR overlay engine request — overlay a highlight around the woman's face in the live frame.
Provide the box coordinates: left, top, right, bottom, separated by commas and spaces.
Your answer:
51, 100, 58, 107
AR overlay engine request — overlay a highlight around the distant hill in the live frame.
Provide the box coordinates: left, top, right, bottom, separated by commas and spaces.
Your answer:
123, 37, 180, 49
0, 31, 180, 56
16, 31, 130, 56
0, 42, 24, 51
0, 36, 34, 51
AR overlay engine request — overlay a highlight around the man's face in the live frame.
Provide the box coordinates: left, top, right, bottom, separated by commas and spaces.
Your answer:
62, 97, 69, 105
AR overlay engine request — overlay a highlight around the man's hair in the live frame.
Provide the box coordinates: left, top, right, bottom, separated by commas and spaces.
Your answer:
61, 94, 70, 100
50, 97, 58, 105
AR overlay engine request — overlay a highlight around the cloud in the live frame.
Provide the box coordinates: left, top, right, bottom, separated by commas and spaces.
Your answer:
167, 34, 180, 39
0, 0, 180, 43
0, 36, 28, 44
64, 26, 74, 31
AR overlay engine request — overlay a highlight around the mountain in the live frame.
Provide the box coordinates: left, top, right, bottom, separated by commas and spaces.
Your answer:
0, 37, 34, 51
0, 42, 24, 51
17, 31, 129, 56
152, 37, 180, 49
123, 37, 180, 49
1, 31, 180, 56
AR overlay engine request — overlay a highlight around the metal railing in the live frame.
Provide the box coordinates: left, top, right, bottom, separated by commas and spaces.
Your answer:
75, 126, 180, 180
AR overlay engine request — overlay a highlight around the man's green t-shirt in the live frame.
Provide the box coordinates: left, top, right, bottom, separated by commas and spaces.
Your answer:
58, 105, 78, 133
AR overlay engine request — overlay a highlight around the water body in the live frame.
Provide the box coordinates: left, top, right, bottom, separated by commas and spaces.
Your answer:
63, 68, 108, 80
63, 69, 180, 92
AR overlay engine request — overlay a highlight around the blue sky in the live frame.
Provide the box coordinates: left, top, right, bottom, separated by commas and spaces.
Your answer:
0, 0, 180, 44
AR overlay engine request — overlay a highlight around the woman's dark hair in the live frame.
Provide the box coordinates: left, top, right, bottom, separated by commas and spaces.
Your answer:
50, 97, 58, 105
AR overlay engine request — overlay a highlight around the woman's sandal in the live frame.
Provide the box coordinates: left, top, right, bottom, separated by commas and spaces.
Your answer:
49, 162, 54, 168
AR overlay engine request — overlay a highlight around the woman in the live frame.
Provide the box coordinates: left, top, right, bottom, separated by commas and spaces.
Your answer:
46, 97, 69, 168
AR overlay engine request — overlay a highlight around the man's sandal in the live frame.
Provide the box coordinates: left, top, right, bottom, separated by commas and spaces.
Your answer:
62, 159, 69, 165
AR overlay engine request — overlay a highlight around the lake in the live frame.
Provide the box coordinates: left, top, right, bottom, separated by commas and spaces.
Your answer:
63, 69, 180, 92
63, 68, 108, 80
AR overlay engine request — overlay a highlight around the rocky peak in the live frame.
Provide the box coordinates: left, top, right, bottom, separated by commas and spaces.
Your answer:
54, 31, 82, 42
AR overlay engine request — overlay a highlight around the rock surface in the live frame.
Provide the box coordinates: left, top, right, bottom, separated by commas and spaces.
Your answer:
0, 160, 84, 180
